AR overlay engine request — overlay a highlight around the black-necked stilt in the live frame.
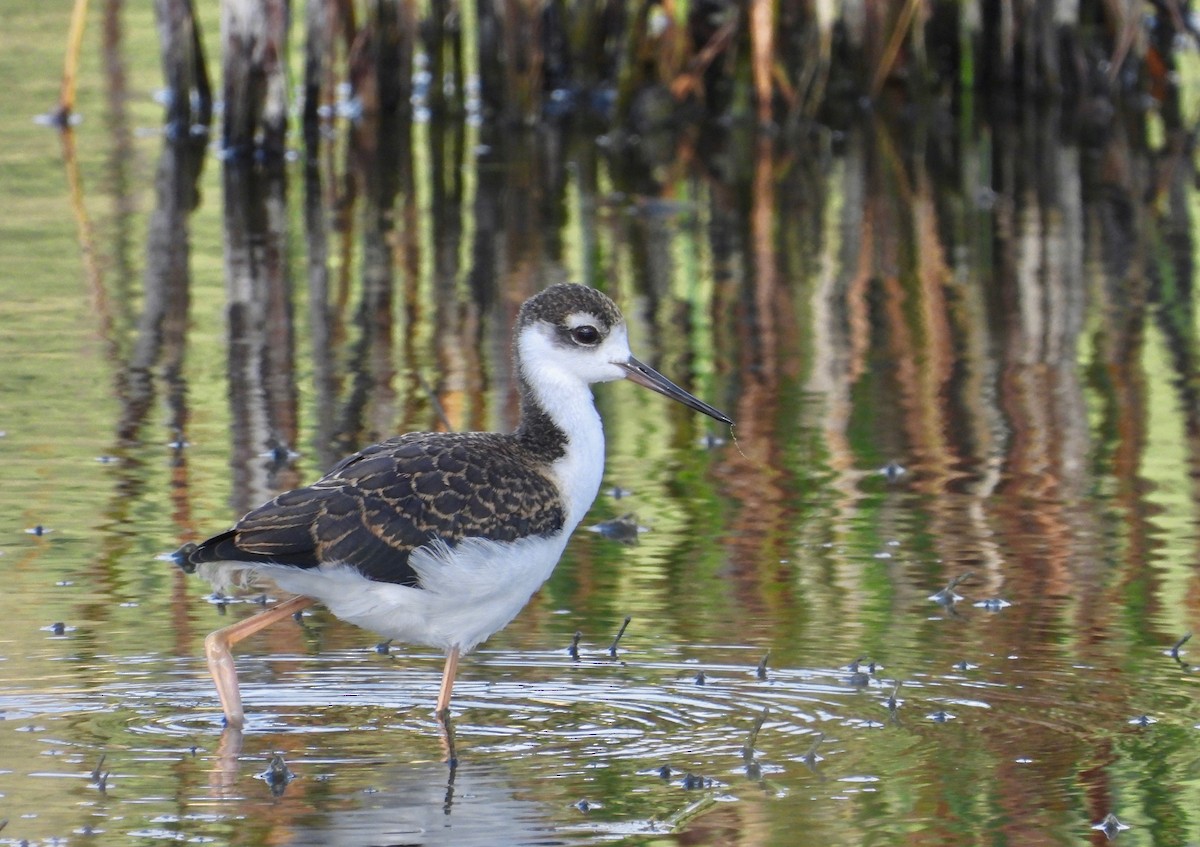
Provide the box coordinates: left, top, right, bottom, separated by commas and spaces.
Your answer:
178, 283, 731, 729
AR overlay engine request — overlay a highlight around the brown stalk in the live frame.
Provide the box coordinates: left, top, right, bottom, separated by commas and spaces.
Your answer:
669, 18, 738, 101
749, 0, 774, 124
871, 0, 921, 97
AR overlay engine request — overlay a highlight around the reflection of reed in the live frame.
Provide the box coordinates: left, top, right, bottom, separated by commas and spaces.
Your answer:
990, 115, 1091, 599
60, 127, 111, 369
340, 114, 402, 447
63, 0, 212, 647
429, 120, 479, 433
141, 137, 208, 523
222, 163, 299, 512
783, 112, 1156, 839
709, 136, 793, 618
303, 135, 339, 470
1142, 130, 1200, 624
129, 136, 207, 651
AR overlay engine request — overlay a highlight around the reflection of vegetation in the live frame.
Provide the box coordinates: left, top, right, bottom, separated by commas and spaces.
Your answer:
6, 0, 1200, 844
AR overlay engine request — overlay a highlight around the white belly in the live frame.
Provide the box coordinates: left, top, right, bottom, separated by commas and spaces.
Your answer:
210, 532, 571, 654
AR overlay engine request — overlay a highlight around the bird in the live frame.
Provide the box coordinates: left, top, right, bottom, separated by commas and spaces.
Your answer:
176, 283, 732, 731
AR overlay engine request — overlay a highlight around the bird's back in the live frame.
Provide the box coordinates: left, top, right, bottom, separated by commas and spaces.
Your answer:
184, 431, 567, 588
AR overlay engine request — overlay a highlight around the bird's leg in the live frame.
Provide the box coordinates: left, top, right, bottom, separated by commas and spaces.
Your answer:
435, 645, 460, 717
203, 595, 315, 728
433, 646, 460, 766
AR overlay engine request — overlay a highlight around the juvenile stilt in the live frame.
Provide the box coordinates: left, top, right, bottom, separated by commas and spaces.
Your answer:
204, 595, 315, 728
179, 285, 732, 741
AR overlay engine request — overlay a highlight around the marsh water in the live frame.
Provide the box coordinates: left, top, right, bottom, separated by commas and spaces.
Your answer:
4, 3, 1200, 846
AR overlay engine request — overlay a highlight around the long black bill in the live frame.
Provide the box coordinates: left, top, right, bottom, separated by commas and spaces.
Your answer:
619, 356, 733, 425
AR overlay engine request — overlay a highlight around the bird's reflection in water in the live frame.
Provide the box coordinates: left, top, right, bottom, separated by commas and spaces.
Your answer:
295, 760, 559, 847
206, 715, 570, 847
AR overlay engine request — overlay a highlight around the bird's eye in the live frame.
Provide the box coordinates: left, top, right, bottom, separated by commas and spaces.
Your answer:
570, 325, 601, 346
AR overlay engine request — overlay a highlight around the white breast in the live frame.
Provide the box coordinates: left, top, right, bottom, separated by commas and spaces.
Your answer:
227, 531, 572, 654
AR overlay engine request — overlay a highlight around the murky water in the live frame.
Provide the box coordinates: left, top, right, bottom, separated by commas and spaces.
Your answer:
4, 3, 1200, 846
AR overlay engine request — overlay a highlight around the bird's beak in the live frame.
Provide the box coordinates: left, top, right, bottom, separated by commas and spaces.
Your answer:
618, 356, 733, 425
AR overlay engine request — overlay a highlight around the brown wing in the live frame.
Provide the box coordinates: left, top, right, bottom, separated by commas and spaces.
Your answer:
186, 433, 565, 587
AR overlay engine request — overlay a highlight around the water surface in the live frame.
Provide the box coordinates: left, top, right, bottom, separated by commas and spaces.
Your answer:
2, 3, 1200, 845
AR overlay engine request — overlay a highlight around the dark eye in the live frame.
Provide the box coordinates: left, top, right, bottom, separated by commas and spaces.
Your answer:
571, 325, 601, 346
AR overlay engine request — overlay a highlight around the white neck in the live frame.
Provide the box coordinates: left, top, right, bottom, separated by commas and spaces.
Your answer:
517, 330, 614, 531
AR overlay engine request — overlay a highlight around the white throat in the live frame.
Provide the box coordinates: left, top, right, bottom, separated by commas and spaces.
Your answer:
517, 323, 631, 530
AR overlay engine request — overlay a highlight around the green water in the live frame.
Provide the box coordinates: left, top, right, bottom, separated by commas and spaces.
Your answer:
2, 2, 1200, 846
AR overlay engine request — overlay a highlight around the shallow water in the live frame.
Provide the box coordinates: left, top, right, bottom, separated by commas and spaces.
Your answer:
3, 2, 1200, 845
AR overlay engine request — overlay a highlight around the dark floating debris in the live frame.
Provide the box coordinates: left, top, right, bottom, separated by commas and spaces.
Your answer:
374, 639, 393, 655
259, 438, 301, 467
884, 681, 902, 712
973, 598, 1012, 611
879, 461, 906, 482
930, 572, 974, 606
657, 764, 673, 780
605, 486, 633, 500
741, 708, 768, 761
800, 732, 825, 767
50, 622, 66, 636
1128, 715, 1156, 727
90, 754, 111, 793
25, 525, 51, 536
927, 710, 955, 723
1092, 813, 1130, 839
953, 660, 978, 672
568, 630, 582, 660
755, 650, 770, 681
608, 616, 632, 658
35, 110, 83, 128
257, 754, 296, 797
573, 798, 599, 813
586, 513, 647, 544
694, 670, 706, 685
166, 428, 191, 450
846, 656, 874, 686
1167, 632, 1192, 662
680, 772, 714, 790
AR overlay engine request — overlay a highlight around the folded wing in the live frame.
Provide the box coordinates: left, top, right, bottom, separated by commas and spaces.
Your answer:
186, 433, 566, 587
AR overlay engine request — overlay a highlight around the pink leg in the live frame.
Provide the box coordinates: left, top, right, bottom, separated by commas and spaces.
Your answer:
436, 645, 461, 766
436, 645, 461, 716
203, 595, 315, 728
